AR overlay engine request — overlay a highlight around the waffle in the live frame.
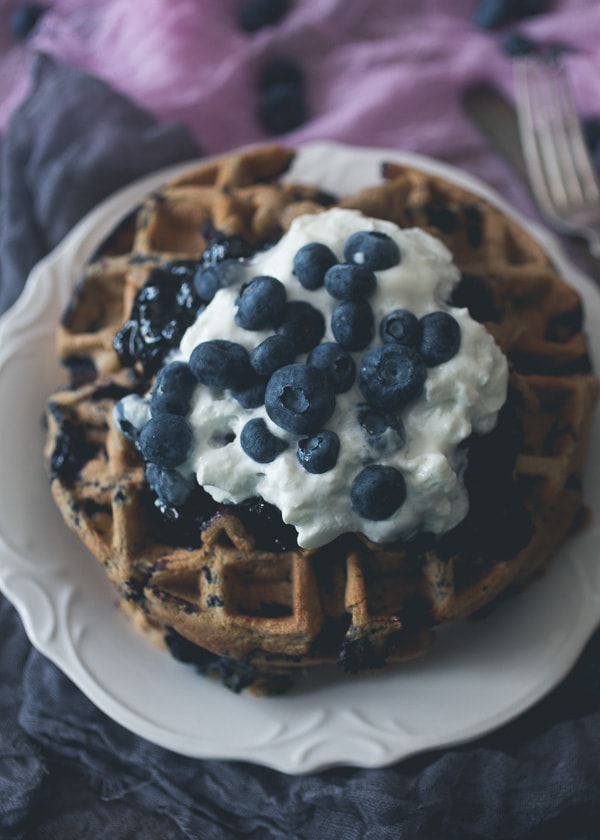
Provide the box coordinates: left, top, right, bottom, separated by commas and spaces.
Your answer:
44, 145, 599, 694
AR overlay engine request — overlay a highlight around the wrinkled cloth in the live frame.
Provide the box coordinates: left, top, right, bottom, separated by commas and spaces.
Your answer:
1, 3, 600, 838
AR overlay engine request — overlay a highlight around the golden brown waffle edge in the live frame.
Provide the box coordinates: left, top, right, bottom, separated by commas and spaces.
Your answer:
44, 145, 599, 694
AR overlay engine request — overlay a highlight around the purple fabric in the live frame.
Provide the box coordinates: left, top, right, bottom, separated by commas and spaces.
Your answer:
1, 2, 600, 838
1, 0, 599, 203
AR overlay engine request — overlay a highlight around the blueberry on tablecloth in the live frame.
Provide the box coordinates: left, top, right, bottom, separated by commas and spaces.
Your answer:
236, 0, 291, 33
500, 32, 538, 57
9, 4, 47, 41
257, 57, 307, 135
473, 0, 550, 30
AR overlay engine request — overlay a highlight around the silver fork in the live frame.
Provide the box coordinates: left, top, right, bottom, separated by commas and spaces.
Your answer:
514, 56, 600, 258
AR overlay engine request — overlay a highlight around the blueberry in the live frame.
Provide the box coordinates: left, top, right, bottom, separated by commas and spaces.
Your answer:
330, 300, 374, 351
350, 465, 407, 520
500, 32, 537, 57
9, 4, 47, 41
250, 334, 296, 376
113, 265, 203, 375
259, 57, 303, 89
150, 361, 197, 415
297, 430, 340, 474
265, 363, 336, 434
113, 394, 150, 443
193, 259, 245, 302
237, 0, 291, 33
418, 311, 461, 366
258, 83, 307, 136
240, 418, 288, 463
235, 275, 287, 330
189, 340, 251, 389
276, 301, 325, 353
518, 0, 549, 16
472, 0, 515, 29
139, 415, 193, 468
379, 309, 420, 346
231, 377, 267, 409
293, 242, 337, 290
358, 344, 427, 410
146, 463, 194, 508
307, 342, 355, 393
343, 230, 400, 270
324, 263, 377, 301
357, 405, 405, 453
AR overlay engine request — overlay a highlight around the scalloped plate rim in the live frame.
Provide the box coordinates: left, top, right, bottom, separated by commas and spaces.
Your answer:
0, 140, 599, 774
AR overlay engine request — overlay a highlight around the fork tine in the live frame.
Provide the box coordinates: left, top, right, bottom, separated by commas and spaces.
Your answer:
531, 59, 578, 211
552, 59, 600, 204
514, 56, 600, 226
514, 59, 562, 222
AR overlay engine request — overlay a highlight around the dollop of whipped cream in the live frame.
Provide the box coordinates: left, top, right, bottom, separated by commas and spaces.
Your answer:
177, 208, 508, 550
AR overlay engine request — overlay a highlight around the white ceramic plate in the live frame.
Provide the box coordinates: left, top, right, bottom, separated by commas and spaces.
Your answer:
1, 141, 599, 774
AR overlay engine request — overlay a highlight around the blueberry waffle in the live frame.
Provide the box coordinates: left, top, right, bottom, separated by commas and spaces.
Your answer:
44, 145, 599, 694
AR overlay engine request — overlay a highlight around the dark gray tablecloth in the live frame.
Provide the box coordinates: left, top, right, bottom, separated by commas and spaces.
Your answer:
1, 54, 599, 840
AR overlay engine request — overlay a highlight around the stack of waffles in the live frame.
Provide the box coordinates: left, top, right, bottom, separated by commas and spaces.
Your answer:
44, 145, 599, 694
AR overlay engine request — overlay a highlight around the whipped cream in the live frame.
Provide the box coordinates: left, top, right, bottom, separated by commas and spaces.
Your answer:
176, 208, 508, 550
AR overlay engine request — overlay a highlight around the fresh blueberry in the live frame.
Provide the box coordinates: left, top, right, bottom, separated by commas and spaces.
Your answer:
235, 275, 287, 330
265, 363, 336, 434
418, 311, 461, 366
250, 334, 296, 377
379, 309, 420, 346
343, 230, 400, 271
113, 394, 150, 443
276, 301, 326, 353
139, 415, 193, 468
307, 342, 355, 393
330, 300, 374, 351
517, 0, 550, 17
297, 430, 340, 474
189, 340, 252, 389
193, 259, 245, 302
324, 263, 377, 301
358, 344, 427, 410
146, 463, 194, 508
500, 32, 537, 57
231, 377, 267, 409
150, 361, 197, 415
472, 0, 515, 29
350, 465, 407, 520
237, 0, 291, 33
9, 4, 47, 41
259, 57, 303, 89
258, 83, 307, 136
357, 405, 405, 453
293, 242, 337, 290
240, 418, 288, 463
